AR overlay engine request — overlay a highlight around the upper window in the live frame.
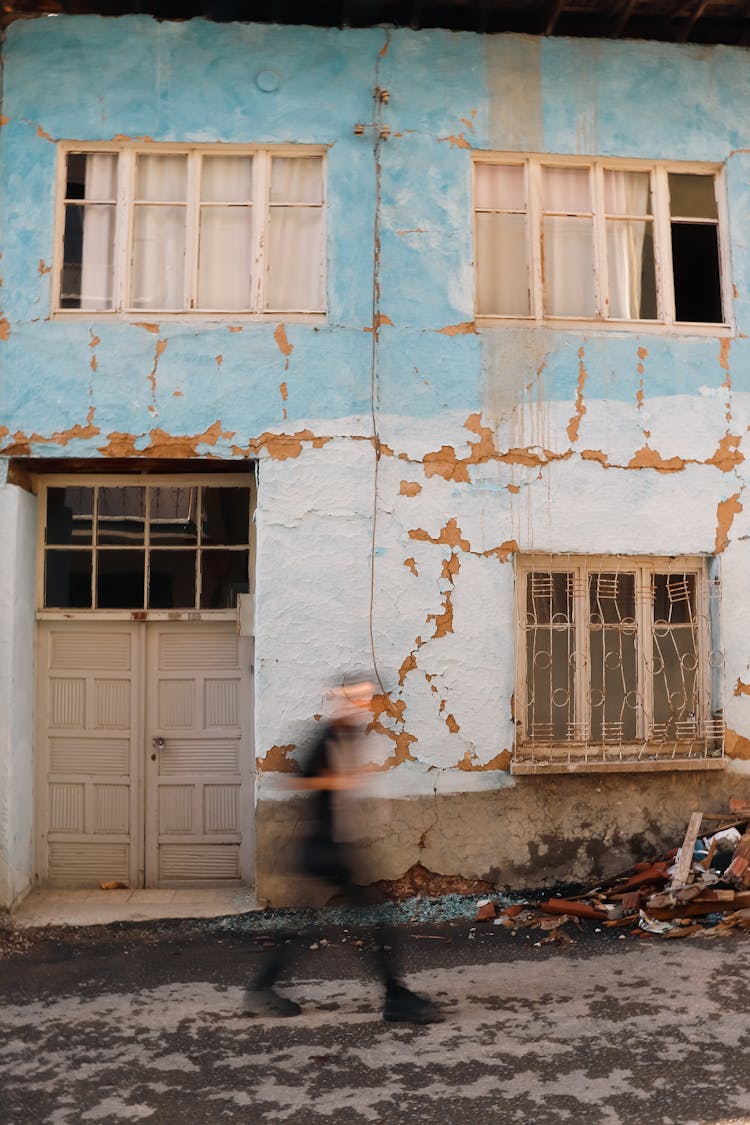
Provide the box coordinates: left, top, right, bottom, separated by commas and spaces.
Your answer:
55, 145, 326, 316
474, 156, 728, 329
514, 555, 724, 773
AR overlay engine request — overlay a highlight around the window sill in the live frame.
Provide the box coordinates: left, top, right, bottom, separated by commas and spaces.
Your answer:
50, 311, 328, 326
475, 316, 734, 338
511, 751, 725, 775
36, 609, 239, 622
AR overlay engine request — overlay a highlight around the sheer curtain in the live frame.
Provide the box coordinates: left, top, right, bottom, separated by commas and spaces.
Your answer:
542, 167, 595, 318
132, 155, 187, 310
266, 156, 324, 311
475, 164, 529, 316
80, 154, 117, 310
605, 171, 653, 320
197, 156, 254, 310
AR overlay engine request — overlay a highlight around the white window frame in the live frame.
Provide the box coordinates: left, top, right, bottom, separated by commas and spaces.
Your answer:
473, 154, 733, 335
52, 142, 327, 322
35, 472, 257, 621
513, 554, 724, 774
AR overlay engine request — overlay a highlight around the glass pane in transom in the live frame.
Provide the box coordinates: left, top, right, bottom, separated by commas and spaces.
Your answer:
97, 550, 145, 608
46, 487, 94, 546
201, 549, 249, 609
201, 156, 253, 203
149, 487, 198, 546
668, 173, 717, 220
97, 487, 146, 546
542, 166, 591, 213
149, 550, 196, 609
475, 164, 526, 211
201, 487, 251, 545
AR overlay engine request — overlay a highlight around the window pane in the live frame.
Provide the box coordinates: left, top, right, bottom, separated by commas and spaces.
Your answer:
668, 173, 717, 220
476, 212, 530, 316
96, 550, 145, 609
671, 223, 723, 323
135, 155, 188, 202
266, 208, 324, 311
46, 487, 94, 546
652, 628, 699, 738
542, 166, 591, 212
201, 156, 253, 203
45, 550, 92, 608
149, 487, 198, 546
61, 204, 116, 310
270, 157, 323, 204
149, 551, 196, 609
590, 626, 638, 743
653, 573, 696, 624
132, 206, 186, 309
197, 208, 253, 309
543, 216, 595, 317
65, 153, 117, 202
201, 550, 249, 609
526, 572, 572, 626
201, 487, 251, 545
606, 220, 657, 320
526, 617, 575, 742
604, 170, 651, 216
589, 573, 635, 624
475, 164, 526, 210
97, 487, 146, 546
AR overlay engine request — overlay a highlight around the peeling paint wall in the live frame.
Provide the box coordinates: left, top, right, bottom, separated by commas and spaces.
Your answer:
3, 19, 750, 903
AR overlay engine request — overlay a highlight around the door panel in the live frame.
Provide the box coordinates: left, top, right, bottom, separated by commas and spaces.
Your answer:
38, 622, 141, 887
145, 622, 248, 886
37, 619, 252, 888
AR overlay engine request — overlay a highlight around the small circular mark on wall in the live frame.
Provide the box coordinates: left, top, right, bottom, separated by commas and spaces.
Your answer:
256, 70, 282, 93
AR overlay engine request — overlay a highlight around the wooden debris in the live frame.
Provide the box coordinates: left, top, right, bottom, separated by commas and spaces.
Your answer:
669, 811, 704, 889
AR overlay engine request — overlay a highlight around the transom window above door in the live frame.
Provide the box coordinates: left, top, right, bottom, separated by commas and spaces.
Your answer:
473, 155, 729, 330
55, 144, 326, 317
41, 480, 254, 611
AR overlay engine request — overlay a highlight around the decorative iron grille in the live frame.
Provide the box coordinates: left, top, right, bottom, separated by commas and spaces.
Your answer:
514, 555, 724, 770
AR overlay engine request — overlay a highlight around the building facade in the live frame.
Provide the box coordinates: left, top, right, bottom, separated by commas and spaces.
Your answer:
2, 17, 750, 910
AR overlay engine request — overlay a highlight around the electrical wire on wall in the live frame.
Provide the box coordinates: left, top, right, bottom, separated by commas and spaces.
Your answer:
366, 34, 391, 697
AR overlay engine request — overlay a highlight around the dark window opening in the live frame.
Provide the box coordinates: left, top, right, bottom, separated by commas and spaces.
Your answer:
671, 223, 723, 324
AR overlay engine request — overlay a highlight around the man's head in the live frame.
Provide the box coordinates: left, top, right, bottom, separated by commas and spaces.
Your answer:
331, 676, 377, 725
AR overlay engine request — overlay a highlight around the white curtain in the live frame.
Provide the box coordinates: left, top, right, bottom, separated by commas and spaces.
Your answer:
542, 167, 595, 318
197, 156, 253, 310
80, 154, 117, 310
132, 155, 187, 310
605, 172, 652, 320
475, 165, 529, 316
266, 156, 324, 311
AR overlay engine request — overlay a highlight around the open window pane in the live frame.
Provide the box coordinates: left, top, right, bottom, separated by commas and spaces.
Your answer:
606, 220, 657, 320
475, 164, 525, 210
66, 153, 117, 202
149, 550, 196, 609
45, 550, 92, 608
266, 208, 324, 310
671, 222, 723, 323
61, 204, 116, 310
132, 206, 186, 310
543, 216, 596, 317
197, 208, 253, 309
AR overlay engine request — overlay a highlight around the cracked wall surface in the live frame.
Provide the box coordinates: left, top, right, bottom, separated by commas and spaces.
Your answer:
2, 20, 750, 902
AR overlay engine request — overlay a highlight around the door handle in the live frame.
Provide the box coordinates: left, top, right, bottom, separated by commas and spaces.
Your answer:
151, 736, 166, 761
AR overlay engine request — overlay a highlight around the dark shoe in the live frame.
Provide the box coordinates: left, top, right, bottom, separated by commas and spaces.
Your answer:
239, 987, 302, 1017
383, 985, 444, 1024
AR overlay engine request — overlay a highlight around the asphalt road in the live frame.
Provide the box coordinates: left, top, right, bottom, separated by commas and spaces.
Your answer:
1, 917, 749, 1124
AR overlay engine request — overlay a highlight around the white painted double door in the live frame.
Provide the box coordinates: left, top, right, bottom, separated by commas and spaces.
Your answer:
37, 619, 252, 888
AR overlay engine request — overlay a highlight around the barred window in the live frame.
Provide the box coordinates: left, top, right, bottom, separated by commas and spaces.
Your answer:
514, 556, 724, 773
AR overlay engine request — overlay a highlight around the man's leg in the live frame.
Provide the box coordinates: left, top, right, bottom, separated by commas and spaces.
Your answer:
240, 944, 302, 1017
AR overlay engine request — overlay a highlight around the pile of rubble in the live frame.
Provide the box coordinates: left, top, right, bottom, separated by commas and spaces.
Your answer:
478, 798, 750, 944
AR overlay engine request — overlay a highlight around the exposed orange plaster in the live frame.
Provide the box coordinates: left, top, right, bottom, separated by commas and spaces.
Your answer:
734, 679, 750, 697
566, 347, 588, 444
707, 434, 744, 472
258, 744, 299, 773
228, 325, 243, 333
364, 313, 394, 333
423, 446, 470, 482
0, 318, 10, 341
403, 557, 418, 577
636, 383, 645, 409
111, 134, 154, 143
400, 480, 422, 496
457, 749, 512, 772
273, 323, 293, 359
427, 588, 454, 638
0, 116, 8, 127
409, 517, 471, 552
97, 420, 235, 460
581, 449, 610, 467
134, 322, 160, 333
279, 382, 288, 402
398, 653, 417, 685
89, 331, 100, 348
440, 133, 471, 149
441, 554, 460, 580
36, 124, 53, 141
173, 390, 183, 398
438, 321, 476, 336
716, 493, 743, 553
231, 430, 332, 461
719, 337, 731, 375
637, 345, 648, 375
215, 355, 223, 367
725, 728, 750, 759
396, 229, 427, 235
439, 699, 446, 714
507, 483, 521, 493
147, 338, 167, 397
628, 445, 686, 473
38, 260, 51, 276
482, 540, 520, 564
459, 110, 477, 131
90, 354, 97, 373
445, 713, 460, 734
